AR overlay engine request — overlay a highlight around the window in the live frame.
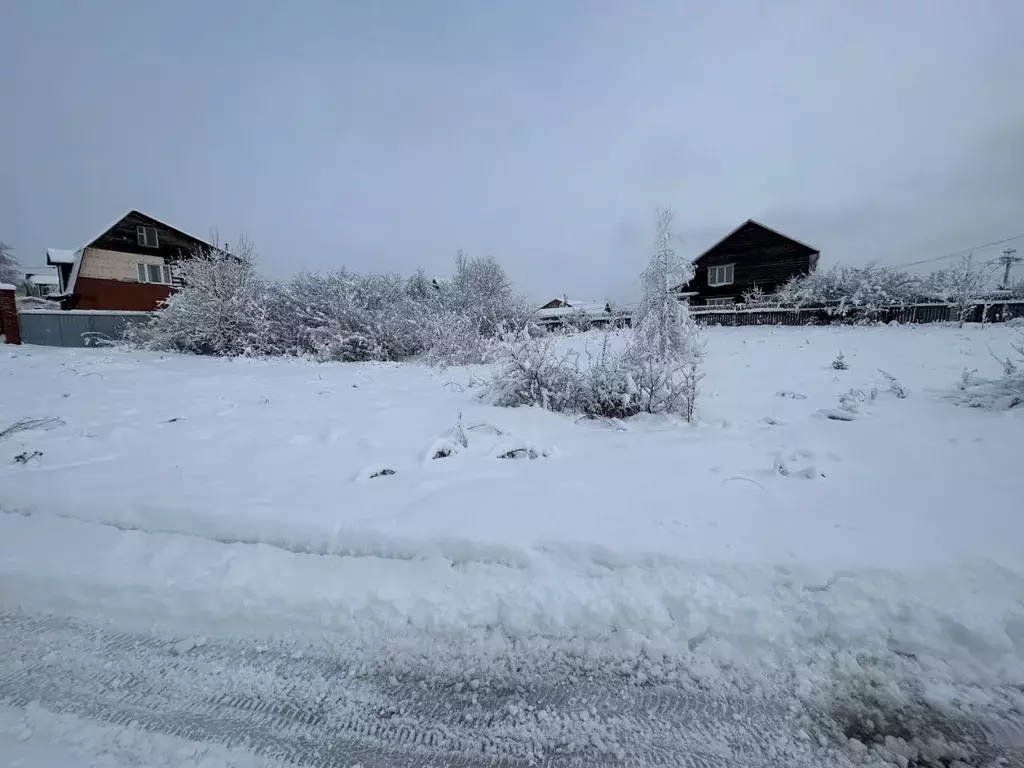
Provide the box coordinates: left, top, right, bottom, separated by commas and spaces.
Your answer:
705, 297, 734, 308
137, 225, 159, 248
137, 263, 173, 284
707, 264, 734, 287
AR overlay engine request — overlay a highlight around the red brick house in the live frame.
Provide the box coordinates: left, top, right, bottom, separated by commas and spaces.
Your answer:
46, 211, 211, 311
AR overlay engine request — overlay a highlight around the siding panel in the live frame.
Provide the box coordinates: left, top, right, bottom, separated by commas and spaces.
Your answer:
79, 248, 165, 282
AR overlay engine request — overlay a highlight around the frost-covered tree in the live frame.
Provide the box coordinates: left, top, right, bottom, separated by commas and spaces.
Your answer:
0, 241, 20, 286
920, 253, 994, 326
126, 237, 276, 356
773, 263, 924, 311
446, 251, 532, 337
624, 208, 703, 418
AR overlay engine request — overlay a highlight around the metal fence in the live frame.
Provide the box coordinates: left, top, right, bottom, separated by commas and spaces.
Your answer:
17, 310, 153, 348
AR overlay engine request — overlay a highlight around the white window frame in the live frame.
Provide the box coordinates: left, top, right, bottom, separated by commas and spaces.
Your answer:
137, 263, 173, 284
705, 297, 735, 308
707, 264, 735, 287
137, 225, 160, 249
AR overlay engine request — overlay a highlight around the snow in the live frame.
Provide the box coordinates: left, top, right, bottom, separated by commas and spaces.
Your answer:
0, 282, 15, 291
0, 704, 282, 768
1, 324, 1023, 764
45, 248, 79, 265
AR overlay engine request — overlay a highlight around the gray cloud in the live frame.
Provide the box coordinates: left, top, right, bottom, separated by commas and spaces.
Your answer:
2, 0, 1023, 305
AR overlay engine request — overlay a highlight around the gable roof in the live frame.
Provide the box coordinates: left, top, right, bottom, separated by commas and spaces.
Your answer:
693, 219, 819, 264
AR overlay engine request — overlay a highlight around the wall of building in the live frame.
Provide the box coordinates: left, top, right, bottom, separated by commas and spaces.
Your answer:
71, 277, 172, 311
79, 247, 165, 282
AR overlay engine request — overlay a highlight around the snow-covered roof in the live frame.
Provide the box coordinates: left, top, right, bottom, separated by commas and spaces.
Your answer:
46, 248, 79, 265
28, 274, 59, 285
536, 299, 615, 319
0, 283, 16, 291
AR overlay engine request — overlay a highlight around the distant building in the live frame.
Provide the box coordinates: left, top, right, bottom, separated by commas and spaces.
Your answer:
536, 297, 618, 328
46, 210, 213, 311
23, 269, 59, 298
674, 219, 819, 307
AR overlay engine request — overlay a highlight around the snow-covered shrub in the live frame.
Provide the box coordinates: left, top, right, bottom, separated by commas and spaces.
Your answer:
579, 333, 639, 419
479, 330, 581, 412
423, 310, 495, 367
919, 253, 996, 326
879, 369, 908, 398
126, 239, 277, 357
444, 251, 532, 338
565, 306, 594, 333
773, 263, 924, 311
312, 330, 382, 362
832, 352, 848, 370
623, 208, 703, 420
740, 285, 774, 308
950, 332, 1024, 408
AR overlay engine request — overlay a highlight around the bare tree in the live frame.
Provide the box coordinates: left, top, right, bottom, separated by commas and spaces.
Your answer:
0, 241, 20, 286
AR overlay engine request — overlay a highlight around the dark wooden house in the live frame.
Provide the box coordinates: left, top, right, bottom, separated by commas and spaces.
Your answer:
675, 220, 820, 307
46, 210, 212, 311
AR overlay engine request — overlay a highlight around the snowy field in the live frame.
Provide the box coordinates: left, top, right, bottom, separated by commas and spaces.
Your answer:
2, 325, 1023, 767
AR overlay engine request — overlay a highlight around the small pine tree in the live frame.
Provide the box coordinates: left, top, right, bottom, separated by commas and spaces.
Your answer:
832, 352, 848, 370
624, 208, 703, 419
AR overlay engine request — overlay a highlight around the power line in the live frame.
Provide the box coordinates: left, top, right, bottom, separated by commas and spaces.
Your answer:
893, 233, 1024, 269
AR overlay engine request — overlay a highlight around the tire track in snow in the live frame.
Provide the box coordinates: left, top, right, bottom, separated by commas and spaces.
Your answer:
3, 611, 1022, 767
0, 610, 817, 767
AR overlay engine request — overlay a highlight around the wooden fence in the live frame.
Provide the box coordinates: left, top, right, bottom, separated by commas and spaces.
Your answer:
688, 301, 1024, 327
539, 300, 1024, 330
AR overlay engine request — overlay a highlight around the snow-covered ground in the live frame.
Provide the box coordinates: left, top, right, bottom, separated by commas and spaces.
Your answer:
2, 325, 1023, 767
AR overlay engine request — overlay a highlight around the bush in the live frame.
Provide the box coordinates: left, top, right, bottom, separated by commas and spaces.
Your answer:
481, 208, 705, 423
126, 239, 275, 357
479, 330, 581, 412
127, 239, 529, 365
423, 310, 495, 368
773, 263, 926, 310
949, 331, 1024, 409
579, 334, 639, 419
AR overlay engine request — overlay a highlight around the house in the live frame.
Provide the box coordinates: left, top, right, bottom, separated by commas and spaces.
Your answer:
23, 269, 60, 298
675, 219, 820, 307
536, 297, 616, 327
46, 210, 212, 311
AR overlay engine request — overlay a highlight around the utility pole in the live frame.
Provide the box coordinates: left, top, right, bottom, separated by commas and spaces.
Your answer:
997, 247, 1021, 288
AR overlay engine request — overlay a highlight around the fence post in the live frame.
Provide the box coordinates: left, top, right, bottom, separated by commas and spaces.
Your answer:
0, 284, 21, 344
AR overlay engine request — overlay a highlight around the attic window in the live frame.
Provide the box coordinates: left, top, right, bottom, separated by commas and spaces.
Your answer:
137, 263, 172, 284
707, 264, 734, 287
137, 225, 159, 248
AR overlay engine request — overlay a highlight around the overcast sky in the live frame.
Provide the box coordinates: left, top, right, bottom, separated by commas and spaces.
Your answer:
2, 0, 1023, 302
